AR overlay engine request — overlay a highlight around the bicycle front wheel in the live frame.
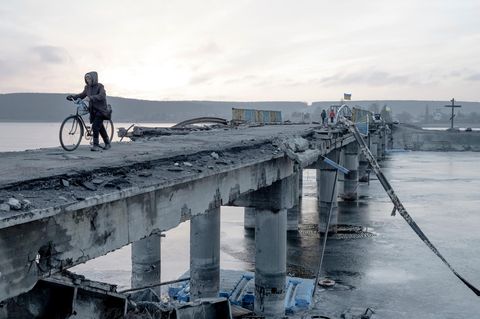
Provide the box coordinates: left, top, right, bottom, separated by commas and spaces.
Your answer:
103, 119, 114, 143
60, 115, 84, 151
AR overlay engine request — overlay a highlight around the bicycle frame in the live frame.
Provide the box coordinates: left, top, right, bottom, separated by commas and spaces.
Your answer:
71, 99, 93, 138
61, 99, 113, 151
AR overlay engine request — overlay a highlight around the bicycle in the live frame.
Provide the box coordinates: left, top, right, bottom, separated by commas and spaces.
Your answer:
59, 99, 114, 151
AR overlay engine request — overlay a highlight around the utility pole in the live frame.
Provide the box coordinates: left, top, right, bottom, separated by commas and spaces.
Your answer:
444, 98, 461, 130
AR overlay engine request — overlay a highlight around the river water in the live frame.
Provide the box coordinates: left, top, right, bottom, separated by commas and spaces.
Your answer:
1, 122, 479, 318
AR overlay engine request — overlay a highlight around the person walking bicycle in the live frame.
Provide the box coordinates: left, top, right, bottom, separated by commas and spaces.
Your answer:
67, 71, 112, 151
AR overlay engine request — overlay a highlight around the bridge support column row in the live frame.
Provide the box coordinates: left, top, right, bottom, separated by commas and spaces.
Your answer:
342, 143, 359, 201
131, 234, 162, 296
317, 149, 340, 233
131, 208, 221, 301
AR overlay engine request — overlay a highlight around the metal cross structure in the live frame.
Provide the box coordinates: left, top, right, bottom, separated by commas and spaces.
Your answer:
444, 98, 461, 130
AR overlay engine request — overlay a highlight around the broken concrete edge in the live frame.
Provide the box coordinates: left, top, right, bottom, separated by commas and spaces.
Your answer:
174, 297, 233, 319
0, 143, 261, 189
278, 133, 355, 169
46, 270, 124, 298
126, 296, 234, 319
2, 270, 128, 318
0, 154, 278, 229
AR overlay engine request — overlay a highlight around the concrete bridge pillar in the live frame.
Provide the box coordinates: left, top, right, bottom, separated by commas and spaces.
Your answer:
131, 233, 161, 296
369, 132, 379, 159
317, 149, 340, 233
299, 170, 303, 198
342, 143, 359, 201
337, 148, 345, 195
358, 152, 369, 183
387, 125, 393, 149
380, 126, 387, 157
190, 206, 221, 300
377, 127, 386, 159
241, 177, 293, 318
245, 172, 300, 232
244, 207, 256, 229
255, 207, 287, 318
287, 171, 301, 231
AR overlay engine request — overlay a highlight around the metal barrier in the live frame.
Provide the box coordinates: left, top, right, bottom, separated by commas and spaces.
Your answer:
352, 106, 370, 135
232, 108, 282, 124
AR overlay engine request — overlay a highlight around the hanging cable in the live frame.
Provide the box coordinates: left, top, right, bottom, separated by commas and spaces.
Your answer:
342, 117, 480, 297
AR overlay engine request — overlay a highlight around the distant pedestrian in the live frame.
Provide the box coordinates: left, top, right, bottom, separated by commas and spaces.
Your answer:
329, 108, 335, 123
67, 71, 112, 151
321, 109, 327, 125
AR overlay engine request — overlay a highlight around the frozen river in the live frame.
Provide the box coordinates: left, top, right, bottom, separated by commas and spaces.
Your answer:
1, 122, 479, 318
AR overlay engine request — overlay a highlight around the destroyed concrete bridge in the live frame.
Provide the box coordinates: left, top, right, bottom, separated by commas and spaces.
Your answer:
0, 119, 390, 318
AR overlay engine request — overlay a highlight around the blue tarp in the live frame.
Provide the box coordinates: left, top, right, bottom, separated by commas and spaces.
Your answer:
169, 270, 315, 314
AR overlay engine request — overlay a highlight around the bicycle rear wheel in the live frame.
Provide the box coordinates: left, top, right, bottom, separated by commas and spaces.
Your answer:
103, 119, 114, 143
60, 115, 84, 151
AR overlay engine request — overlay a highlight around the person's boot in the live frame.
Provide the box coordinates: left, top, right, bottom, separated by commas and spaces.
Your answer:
100, 129, 110, 150
91, 138, 101, 152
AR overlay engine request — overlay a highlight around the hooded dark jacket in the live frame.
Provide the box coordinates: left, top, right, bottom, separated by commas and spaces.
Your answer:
72, 71, 109, 121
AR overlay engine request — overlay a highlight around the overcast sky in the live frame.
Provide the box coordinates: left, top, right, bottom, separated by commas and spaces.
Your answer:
1, 0, 479, 102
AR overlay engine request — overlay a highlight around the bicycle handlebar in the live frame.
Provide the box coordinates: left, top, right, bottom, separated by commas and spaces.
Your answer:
72, 98, 87, 106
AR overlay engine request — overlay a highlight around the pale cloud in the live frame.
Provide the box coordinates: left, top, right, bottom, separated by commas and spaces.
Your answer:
0, 0, 480, 101
30, 46, 71, 64
465, 74, 480, 82
318, 71, 411, 87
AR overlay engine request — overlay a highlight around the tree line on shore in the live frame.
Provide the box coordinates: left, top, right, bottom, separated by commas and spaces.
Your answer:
1, 93, 479, 124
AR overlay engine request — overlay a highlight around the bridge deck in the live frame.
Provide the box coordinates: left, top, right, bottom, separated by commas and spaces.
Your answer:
1, 124, 320, 187
0, 124, 354, 301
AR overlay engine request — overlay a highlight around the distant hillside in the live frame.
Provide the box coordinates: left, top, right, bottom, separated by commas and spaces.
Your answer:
0, 93, 479, 123
0, 93, 306, 123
